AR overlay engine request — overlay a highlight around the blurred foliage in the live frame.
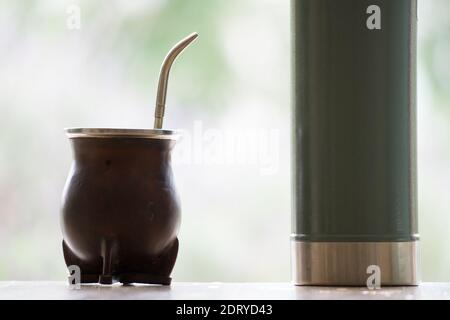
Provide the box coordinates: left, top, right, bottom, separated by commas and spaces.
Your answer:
116, 0, 233, 109
421, 0, 450, 107
0, 0, 290, 281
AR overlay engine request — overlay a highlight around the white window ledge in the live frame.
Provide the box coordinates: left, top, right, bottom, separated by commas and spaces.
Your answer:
0, 282, 449, 300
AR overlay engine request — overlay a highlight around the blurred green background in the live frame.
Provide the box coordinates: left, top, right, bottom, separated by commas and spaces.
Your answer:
0, 0, 449, 282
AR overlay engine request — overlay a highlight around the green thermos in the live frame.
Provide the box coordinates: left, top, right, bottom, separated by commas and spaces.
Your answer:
291, 0, 419, 285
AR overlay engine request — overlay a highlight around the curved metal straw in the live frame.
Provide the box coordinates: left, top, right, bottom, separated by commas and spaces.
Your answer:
154, 32, 199, 129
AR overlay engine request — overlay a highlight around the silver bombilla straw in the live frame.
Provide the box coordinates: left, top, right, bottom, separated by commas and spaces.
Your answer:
153, 32, 199, 129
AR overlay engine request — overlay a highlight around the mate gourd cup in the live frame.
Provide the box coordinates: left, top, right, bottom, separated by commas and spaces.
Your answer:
61, 33, 198, 285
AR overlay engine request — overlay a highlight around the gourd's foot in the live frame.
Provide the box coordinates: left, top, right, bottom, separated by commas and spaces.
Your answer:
63, 240, 103, 284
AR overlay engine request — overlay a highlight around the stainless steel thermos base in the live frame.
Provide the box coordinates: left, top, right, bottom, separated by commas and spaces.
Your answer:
291, 240, 419, 286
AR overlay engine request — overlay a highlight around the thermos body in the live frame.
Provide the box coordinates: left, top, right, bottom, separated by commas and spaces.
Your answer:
291, 0, 419, 285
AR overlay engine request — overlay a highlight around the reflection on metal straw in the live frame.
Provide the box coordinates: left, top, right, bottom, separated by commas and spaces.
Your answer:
154, 32, 199, 129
